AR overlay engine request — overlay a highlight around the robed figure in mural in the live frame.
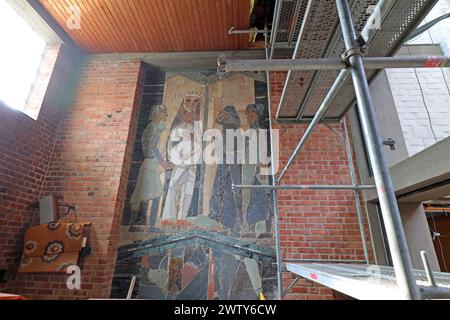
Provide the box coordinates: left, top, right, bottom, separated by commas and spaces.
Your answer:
209, 106, 243, 232
162, 92, 203, 221
130, 105, 174, 228
241, 104, 271, 234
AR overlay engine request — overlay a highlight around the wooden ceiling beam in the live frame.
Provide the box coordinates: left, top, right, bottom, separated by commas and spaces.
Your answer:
36, 0, 252, 53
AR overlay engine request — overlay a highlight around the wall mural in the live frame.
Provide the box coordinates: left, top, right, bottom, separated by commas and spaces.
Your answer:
112, 66, 277, 300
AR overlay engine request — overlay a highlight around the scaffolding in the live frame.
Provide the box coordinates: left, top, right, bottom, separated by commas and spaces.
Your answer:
226, 0, 450, 300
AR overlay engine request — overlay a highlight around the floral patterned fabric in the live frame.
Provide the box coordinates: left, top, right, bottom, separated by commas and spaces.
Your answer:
18, 222, 90, 273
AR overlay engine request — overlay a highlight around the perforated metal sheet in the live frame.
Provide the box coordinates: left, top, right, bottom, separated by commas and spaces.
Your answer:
275, 0, 297, 43
275, 0, 309, 46
287, 263, 450, 300
278, 0, 342, 117
276, 0, 439, 119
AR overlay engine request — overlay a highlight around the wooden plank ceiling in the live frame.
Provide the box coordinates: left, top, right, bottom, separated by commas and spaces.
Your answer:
38, 0, 252, 53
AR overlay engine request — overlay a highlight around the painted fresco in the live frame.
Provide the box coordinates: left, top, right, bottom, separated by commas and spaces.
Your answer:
138, 245, 268, 300
113, 67, 277, 300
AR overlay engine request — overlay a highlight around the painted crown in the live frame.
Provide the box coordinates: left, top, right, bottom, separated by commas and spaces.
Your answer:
185, 91, 203, 99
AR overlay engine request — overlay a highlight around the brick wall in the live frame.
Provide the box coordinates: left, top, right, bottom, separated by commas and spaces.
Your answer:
270, 72, 373, 300
0, 43, 79, 292
12, 59, 144, 300
1, 47, 145, 298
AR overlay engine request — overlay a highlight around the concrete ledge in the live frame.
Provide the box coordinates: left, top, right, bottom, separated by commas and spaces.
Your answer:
364, 137, 450, 202
86, 50, 267, 71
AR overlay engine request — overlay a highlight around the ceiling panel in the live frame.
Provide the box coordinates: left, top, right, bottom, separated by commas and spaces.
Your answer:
38, 0, 252, 53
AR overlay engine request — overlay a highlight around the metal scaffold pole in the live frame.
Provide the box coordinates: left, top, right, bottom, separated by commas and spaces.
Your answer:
264, 27, 283, 300
343, 119, 369, 263
233, 184, 376, 191
335, 0, 421, 300
269, 0, 282, 60
222, 56, 450, 72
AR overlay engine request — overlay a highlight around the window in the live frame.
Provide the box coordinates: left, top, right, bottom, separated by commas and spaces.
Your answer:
0, 1, 46, 111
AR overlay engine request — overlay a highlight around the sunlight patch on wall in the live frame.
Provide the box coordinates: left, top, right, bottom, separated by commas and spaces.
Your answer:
0, 1, 46, 111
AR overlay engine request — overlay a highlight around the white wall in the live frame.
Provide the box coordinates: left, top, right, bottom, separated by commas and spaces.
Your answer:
411, 0, 450, 52
386, 0, 450, 156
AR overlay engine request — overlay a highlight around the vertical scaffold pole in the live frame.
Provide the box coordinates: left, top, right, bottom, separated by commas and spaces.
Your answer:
335, 0, 420, 300
265, 27, 283, 300
343, 119, 369, 263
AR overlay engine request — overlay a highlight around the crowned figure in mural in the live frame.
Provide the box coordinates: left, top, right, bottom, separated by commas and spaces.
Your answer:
241, 104, 270, 235
162, 92, 203, 221
209, 106, 243, 232
130, 105, 174, 228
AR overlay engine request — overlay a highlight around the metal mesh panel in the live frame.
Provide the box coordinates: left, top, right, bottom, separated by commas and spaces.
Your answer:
303, 0, 377, 117
276, 0, 298, 43
276, 0, 439, 119
278, 0, 341, 117
276, 0, 310, 48
324, 0, 439, 119
303, 264, 450, 287
350, 264, 450, 286
287, 263, 450, 299
290, 0, 310, 44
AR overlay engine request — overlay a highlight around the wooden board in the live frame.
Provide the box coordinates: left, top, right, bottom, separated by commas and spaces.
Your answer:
38, 0, 251, 53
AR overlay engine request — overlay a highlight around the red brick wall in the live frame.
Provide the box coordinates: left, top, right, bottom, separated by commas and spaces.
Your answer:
0, 43, 79, 292
1, 46, 145, 298
12, 59, 144, 300
270, 72, 373, 300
